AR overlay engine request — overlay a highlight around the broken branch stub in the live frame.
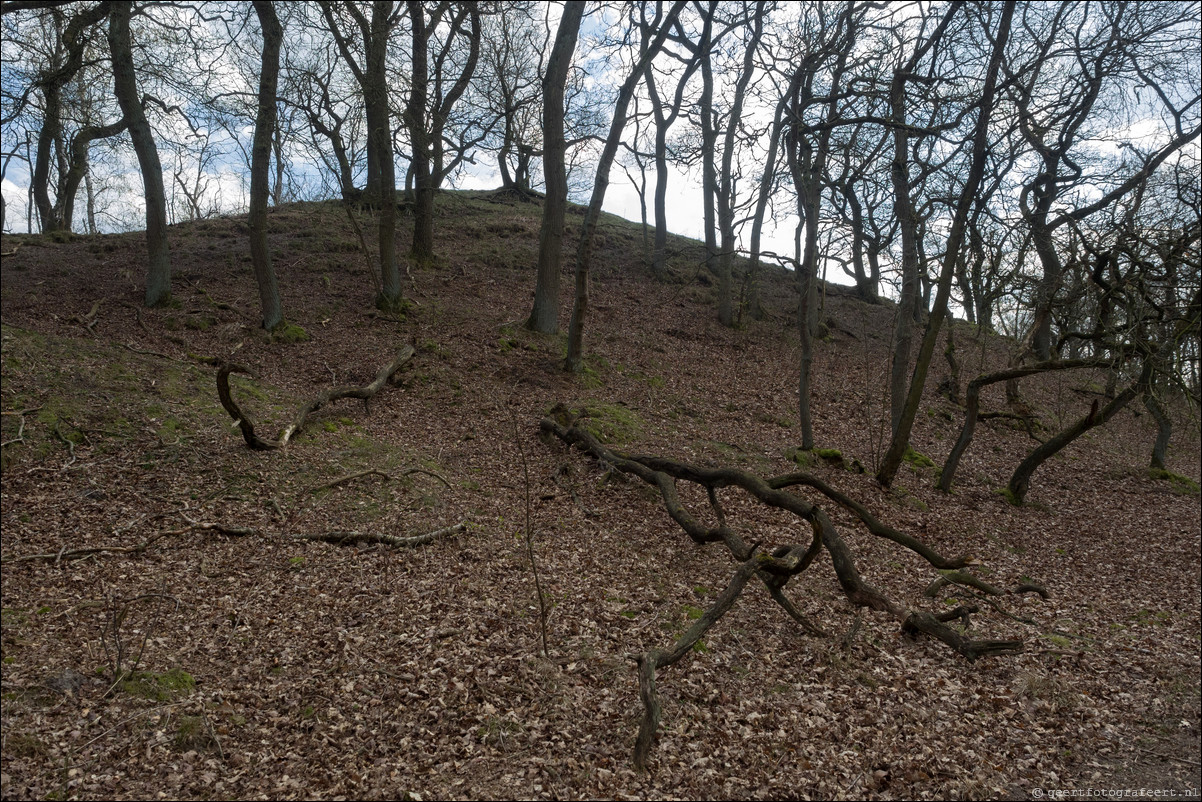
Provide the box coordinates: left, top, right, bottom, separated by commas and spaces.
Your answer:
217, 346, 415, 449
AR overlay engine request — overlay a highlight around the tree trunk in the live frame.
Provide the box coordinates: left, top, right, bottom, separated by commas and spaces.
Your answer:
368, 0, 400, 308
1008, 373, 1144, 504
249, 0, 283, 331
715, 2, 764, 327
108, 0, 172, 307
565, 0, 687, 372
877, 2, 1010, 487
407, 0, 434, 264
525, 1, 584, 334
1143, 391, 1171, 470
939, 357, 1108, 492
697, 4, 718, 278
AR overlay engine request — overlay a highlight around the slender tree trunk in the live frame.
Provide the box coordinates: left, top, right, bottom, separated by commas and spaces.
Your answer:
697, 4, 718, 277
877, 2, 1011, 486
525, 1, 584, 334
647, 73, 670, 280
744, 102, 785, 321
715, 3, 764, 327
407, 0, 434, 264
272, 119, 285, 204
369, 0, 400, 308
565, 0, 687, 372
1008, 372, 1145, 504
108, 0, 172, 307
938, 357, 1107, 492
83, 166, 96, 234
1143, 391, 1171, 470
249, 1, 283, 330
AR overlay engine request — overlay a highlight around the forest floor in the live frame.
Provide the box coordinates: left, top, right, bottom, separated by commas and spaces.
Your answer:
1, 192, 1199, 800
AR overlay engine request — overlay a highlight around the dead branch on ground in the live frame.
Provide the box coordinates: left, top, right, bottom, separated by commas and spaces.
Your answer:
305, 465, 450, 494
292, 520, 466, 548
3, 518, 254, 565
217, 345, 415, 450
540, 405, 1039, 770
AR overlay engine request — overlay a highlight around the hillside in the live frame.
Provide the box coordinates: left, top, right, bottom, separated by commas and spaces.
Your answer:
1, 191, 1199, 800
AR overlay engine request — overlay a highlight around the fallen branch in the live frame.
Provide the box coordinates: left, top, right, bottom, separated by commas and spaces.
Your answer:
540, 406, 1036, 769
293, 521, 466, 548
3, 519, 254, 564
924, 570, 1049, 600
1, 406, 41, 448
634, 555, 760, 769
305, 465, 451, 494
217, 345, 415, 450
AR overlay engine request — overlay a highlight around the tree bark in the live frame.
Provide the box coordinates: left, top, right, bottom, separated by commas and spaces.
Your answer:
878, 2, 1011, 486
249, 0, 283, 331
108, 0, 172, 307
565, 0, 687, 372
525, 0, 584, 334
1143, 391, 1171, 470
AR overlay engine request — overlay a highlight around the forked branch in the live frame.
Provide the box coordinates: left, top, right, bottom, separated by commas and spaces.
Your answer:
217, 346, 415, 450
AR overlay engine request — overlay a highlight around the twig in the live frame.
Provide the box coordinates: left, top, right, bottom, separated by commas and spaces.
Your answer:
1134, 746, 1201, 767
513, 410, 549, 658
305, 466, 451, 495
4, 521, 254, 564
1, 406, 40, 447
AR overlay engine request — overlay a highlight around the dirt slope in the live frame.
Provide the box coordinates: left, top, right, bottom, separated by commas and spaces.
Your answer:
2, 192, 1199, 800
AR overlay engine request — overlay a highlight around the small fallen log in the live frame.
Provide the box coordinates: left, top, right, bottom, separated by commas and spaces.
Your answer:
293, 521, 466, 548
217, 345, 415, 450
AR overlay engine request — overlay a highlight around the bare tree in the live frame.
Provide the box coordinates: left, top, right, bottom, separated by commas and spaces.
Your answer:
565, 0, 687, 373
405, 0, 481, 264
249, 0, 283, 331
877, 1, 1013, 487
320, 0, 404, 311
525, 0, 585, 335
108, 0, 171, 306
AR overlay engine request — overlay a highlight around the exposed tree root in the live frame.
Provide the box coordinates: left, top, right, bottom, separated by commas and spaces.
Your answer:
217, 345, 414, 450
540, 406, 1036, 769
924, 570, 1049, 600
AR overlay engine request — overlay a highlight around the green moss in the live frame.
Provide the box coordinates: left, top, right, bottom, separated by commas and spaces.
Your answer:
683, 604, 704, 620
577, 402, 642, 445
784, 447, 815, 467
996, 486, 1021, 506
184, 314, 215, 331
121, 668, 196, 701
272, 322, 310, 343
1149, 468, 1200, 495
903, 445, 936, 468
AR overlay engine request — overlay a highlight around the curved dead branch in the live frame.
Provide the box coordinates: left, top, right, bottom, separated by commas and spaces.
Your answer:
293, 521, 467, 549
217, 346, 415, 450
540, 406, 1036, 769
